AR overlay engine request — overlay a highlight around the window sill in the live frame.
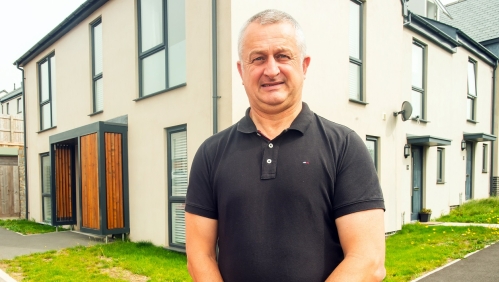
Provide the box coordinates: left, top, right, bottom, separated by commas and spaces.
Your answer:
349, 99, 368, 105
37, 126, 57, 133
437, 181, 445, 184
164, 246, 185, 253
482, 170, 488, 173
134, 83, 186, 102
467, 119, 478, 124
88, 110, 103, 117
411, 118, 429, 123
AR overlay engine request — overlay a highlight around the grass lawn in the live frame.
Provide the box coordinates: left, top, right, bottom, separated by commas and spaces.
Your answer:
0, 241, 191, 282
385, 223, 499, 281
0, 219, 66, 235
437, 197, 499, 224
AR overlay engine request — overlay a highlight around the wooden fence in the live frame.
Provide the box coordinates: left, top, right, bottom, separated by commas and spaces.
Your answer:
0, 115, 23, 146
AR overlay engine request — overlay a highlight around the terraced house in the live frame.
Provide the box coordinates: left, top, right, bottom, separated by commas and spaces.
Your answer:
14, 0, 498, 250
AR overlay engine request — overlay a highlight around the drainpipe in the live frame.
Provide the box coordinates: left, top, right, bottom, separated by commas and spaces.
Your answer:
16, 62, 28, 220
491, 62, 497, 196
212, 0, 220, 134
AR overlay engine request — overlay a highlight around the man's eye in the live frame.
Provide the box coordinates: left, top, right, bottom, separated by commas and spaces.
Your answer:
276, 54, 290, 60
252, 57, 264, 62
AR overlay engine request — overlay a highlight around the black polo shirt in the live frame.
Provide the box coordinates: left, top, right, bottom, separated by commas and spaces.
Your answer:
186, 102, 384, 282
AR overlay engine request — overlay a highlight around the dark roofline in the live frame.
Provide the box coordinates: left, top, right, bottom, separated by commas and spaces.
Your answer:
0, 87, 23, 103
13, 0, 108, 67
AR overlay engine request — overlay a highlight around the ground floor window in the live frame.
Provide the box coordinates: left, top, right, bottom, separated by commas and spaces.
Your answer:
482, 144, 488, 173
366, 136, 378, 171
436, 148, 445, 183
167, 125, 187, 248
40, 153, 52, 223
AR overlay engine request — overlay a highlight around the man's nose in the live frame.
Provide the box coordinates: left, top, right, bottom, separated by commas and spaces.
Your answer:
263, 56, 280, 78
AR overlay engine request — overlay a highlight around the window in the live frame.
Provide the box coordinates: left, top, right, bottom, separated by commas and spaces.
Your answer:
17, 98, 22, 113
39, 53, 57, 130
92, 19, 103, 112
167, 125, 187, 248
6, 103, 9, 115
482, 144, 488, 173
138, 0, 186, 97
41, 153, 52, 223
412, 41, 425, 120
366, 136, 378, 171
467, 59, 477, 121
437, 148, 444, 183
349, 0, 363, 101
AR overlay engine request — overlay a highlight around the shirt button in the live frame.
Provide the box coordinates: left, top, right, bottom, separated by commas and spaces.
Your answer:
266, 159, 272, 164
269, 143, 273, 148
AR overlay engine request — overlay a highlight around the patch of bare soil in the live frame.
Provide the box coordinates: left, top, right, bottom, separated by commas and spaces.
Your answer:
0, 262, 24, 281
101, 267, 149, 282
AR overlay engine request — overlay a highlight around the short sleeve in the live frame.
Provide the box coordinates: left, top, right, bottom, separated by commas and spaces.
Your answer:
185, 141, 218, 219
332, 131, 385, 219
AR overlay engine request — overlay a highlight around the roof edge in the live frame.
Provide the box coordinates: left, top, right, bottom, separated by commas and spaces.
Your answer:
14, 0, 108, 67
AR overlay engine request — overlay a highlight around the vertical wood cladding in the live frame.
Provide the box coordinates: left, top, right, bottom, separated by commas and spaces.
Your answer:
55, 145, 72, 221
105, 133, 124, 229
81, 133, 99, 229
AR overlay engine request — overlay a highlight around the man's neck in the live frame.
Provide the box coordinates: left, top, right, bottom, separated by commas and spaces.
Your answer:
249, 102, 302, 140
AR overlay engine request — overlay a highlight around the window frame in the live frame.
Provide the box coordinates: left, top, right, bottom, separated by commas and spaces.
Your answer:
411, 40, 426, 121
91, 18, 103, 113
38, 53, 56, 130
366, 136, 379, 172
436, 147, 445, 183
167, 124, 187, 249
17, 98, 22, 113
40, 153, 52, 223
482, 143, 488, 173
137, 0, 186, 99
467, 59, 477, 121
349, 0, 364, 103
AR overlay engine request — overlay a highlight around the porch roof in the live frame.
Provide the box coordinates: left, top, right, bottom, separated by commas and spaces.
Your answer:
463, 132, 496, 142
406, 135, 452, 146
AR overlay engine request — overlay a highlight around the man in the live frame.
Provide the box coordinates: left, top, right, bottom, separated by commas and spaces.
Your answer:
185, 9, 385, 281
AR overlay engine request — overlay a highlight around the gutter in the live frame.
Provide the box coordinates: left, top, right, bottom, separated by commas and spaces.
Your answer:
16, 63, 29, 220
491, 62, 497, 196
212, 0, 220, 134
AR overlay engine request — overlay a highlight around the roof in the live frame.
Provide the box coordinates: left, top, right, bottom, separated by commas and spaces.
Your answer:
0, 87, 22, 103
440, 0, 499, 43
14, 0, 108, 67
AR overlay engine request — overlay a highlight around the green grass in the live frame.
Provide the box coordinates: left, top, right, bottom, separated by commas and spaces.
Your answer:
0, 219, 66, 235
437, 197, 499, 223
385, 223, 499, 282
1, 241, 191, 282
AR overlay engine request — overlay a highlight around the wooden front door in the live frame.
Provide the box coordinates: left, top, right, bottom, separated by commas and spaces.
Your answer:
0, 156, 19, 218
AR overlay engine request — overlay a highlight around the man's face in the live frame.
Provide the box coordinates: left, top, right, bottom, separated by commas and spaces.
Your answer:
237, 22, 310, 114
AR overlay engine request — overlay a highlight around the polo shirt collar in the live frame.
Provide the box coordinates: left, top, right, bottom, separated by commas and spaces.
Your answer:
237, 102, 313, 135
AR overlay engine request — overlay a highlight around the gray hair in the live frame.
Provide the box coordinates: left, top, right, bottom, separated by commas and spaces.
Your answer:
237, 9, 307, 60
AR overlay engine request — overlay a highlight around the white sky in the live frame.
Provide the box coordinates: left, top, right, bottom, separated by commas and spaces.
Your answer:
0, 0, 86, 92
0, 0, 457, 93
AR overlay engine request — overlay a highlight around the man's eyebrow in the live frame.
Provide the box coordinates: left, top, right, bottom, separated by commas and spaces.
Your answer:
247, 47, 294, 58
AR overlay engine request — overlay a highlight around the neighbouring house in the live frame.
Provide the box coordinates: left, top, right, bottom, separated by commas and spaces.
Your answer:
0, 87, 23, 117
439, 0, 499, 196
13, 0, 498, 251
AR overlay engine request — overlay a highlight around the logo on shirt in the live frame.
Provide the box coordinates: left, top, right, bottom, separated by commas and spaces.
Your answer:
303, 161, 310, 165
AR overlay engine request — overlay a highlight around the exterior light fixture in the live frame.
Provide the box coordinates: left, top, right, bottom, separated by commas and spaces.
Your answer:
404, 144, 410, 158
461, 139, 466, 151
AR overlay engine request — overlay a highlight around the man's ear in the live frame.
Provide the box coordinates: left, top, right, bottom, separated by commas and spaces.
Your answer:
302, 56, 311, 75
237, 61, 243, 80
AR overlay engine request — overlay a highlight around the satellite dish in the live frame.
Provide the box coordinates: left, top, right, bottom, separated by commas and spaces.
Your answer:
393, 101, 413, 121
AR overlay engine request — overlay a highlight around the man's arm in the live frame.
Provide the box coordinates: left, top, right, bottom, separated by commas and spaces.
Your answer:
326, 209, 386, 282
185, 212, 223, 282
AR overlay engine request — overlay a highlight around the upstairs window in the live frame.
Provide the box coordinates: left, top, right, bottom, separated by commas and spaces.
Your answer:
138, 0, 186, 98
6, 103, 9, 115
349, 0, 363, 102
411, 41, 425, 120
17, 98, 23, 113
39, 54, 57, 130
467, 59, 477, 121
92, 19, 103, 113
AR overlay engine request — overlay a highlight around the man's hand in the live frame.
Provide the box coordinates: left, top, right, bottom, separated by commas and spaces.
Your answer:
185, 212, 223, 282
326, 209, 386, 282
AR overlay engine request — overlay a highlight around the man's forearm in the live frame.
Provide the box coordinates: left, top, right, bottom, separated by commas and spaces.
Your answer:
187, 254, 224, 282
325, 253, 386, 282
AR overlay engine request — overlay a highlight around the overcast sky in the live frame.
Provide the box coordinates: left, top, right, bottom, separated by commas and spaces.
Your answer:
0, 0, 456, 93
